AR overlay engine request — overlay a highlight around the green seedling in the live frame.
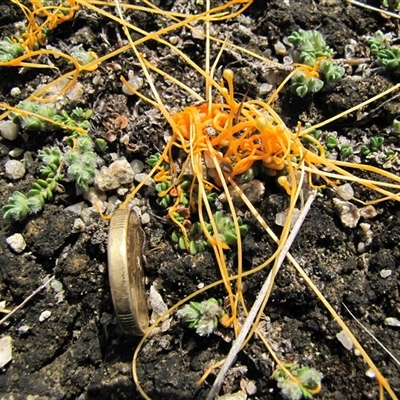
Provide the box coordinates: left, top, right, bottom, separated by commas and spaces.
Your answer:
177, 298, 225, 336
392, 118, 400, 138
287, 30, 333, 66
273, 364, 323, 400
367, 30, 391, 55
290, 71, 324, 98
381, 0, 400, 11
340, 144, 353, 158
288, 30, 345, 97
0, 37, 24, 62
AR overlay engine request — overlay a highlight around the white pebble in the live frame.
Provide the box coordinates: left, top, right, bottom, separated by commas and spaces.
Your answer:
259, 83, 273, 96
10, 87, 21, 97
380, 269, 392, 279
17, 325, 30, 335
134, 173, 154, 186
0, 336, 12, 368
141, 212, 150, 224
8, 148, 24, 158
365, 368, 376, 379
384, 317, 400, 327
336, 330, 353, 350
39, 310, 51, 322
337, 183, 354, 200
6, 233, 26, 253
64, 201, 87, 215
4, 159, 26, 180
122, 75, 144, 95
50, 279, 63, 293
0, 121, 20, 141
130, 159, 144, 174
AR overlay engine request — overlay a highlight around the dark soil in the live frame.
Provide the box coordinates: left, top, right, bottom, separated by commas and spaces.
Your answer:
1, 0, 400, 399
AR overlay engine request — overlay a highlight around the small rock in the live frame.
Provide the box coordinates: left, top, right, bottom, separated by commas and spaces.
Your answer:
333, 198, 360, 228
130, 159, 144, 174
0, 336, 12, 368
141, 212, 150, 224
360, 205, 377, 219
0, 120, 20, 141
380, 269, 392, 279
72, 218, 85, 233
39, 310, 51, 322
384, 317, 400, 327
6, 233, 26, 253
135, 173, 155, 186
9, 148, 24, 158
4, 159, 26, 180
219, 179, 265, 206
336, 183, 354, 200
365, 368, 376, 379
275, 208, 300, 228
95, 158, 135, 191
336, 330, 353, 350
64, 201, 87, 215
17, 325, 30, 335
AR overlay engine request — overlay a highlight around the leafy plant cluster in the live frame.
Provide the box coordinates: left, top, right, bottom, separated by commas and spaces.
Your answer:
0, 37, 25, 62
177, 298, 225, 336
368, 30, 400, 71
171, 211, 249, 255
273, 364, 323, 400
287, 30, 345, 97
3, 106, 99, 222
146, 154, 249, 254
381, 0, 400, 11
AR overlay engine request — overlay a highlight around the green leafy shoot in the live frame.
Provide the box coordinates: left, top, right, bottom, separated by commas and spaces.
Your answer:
273, 364, 323, 400
0, 37, 25, 62
176, 298, 225, 336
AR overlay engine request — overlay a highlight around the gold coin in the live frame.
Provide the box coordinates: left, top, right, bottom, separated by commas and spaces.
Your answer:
107, 208, 149, 335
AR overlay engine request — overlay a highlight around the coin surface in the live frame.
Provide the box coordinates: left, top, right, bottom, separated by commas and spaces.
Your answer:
107, 208, 149, 335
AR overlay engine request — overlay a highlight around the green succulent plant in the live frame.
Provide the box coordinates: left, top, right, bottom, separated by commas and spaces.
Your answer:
0, 37, 24, 62
273, 364, 323, 400
177, 298, 224, 336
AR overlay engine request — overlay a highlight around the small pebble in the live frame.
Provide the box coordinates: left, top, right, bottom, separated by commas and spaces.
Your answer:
384, 317, 400, 327
6, 233, 26, 253
10, 87, 21, 97
337, 183, 354, 200
9, 148, 24, 158
39, 310, 52, 322
4, 160, 26, 180
333, 198, 360, 228
0, 336, 12, 369
219, 179, 265, 206
122, 75, 144, 95
0, 121, 20, 141
72, 218, 85, 233
135, 173, 155, 186
141, 212, 150, 224
380, 269, 392, 279
51, 279, 63, 293
336, 330, 353, 350
17, 325, 30, 335
360, 205, 377, 219
95, 158, 135, 191
64, 201, 87, 215
130, 159, 144, 174
365, 368, 376, 379
259, 83, 273, 96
